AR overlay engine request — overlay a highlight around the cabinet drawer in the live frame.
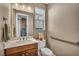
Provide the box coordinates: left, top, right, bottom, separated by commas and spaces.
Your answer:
17, 43, 37, 52
27, 43, 37, 49
5, 47, 19, 55
7, 51, 26, 56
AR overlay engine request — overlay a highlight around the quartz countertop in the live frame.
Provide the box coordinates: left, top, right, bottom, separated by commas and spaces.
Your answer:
4, 38, 38, 49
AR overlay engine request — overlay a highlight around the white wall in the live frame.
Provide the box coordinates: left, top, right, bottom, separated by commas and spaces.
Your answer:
48, 3, 79, 56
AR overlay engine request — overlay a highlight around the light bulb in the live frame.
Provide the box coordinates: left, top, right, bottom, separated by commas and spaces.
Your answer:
28, 6, 31, 10
15, 3, 18, 7
22, 5, 25, 9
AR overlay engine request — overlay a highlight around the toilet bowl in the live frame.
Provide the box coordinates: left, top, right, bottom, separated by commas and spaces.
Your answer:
40, 48, 55, 56
37, 40, 55, 56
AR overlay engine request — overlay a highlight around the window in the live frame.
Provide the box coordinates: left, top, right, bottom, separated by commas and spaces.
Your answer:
35, 7, 45, 32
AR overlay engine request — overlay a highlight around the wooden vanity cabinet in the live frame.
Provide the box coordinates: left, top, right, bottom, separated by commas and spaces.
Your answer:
4, 43, 38, 56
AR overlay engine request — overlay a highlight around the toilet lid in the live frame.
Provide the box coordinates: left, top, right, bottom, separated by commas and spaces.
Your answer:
40, 48, 54, 56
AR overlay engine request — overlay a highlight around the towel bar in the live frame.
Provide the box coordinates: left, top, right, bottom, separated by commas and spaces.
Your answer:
50, 36, 79, 45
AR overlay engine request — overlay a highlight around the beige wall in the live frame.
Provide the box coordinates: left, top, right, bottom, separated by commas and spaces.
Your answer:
48, 3, 79, 56
0, 5, 8, 55
0, 5, 8, 42
0, 6, 3, 55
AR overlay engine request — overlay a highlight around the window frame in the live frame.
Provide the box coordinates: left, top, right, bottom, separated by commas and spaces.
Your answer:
35, 7, 45, 31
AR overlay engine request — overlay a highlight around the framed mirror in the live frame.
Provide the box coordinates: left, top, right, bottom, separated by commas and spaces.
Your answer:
8, 3, 34, 38
16, 13, 29, 37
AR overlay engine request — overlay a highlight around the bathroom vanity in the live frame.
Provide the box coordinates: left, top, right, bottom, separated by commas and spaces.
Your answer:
5, 43, 38, 56
4, 39, 38, 56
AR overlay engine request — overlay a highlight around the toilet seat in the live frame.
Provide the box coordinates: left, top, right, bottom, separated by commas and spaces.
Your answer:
40, 48, 54, 56
37, 40, 55, 56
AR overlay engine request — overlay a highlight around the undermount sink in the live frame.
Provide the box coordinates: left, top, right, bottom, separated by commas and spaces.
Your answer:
16, 39, 33, 43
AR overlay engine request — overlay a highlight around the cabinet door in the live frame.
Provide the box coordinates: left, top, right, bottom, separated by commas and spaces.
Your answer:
27, 49, 38, 56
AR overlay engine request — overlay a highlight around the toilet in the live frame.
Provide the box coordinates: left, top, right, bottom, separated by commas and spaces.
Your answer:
37, 40, 55, 56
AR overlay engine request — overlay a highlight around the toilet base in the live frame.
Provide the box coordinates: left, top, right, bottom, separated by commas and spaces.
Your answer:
38, 48, 55, 56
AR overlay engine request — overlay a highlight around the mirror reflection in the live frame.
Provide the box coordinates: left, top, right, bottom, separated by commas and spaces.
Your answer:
16, 13, 28, 37
20, 17, 27, 36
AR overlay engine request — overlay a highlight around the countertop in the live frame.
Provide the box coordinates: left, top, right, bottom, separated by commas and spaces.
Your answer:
4, 38, 38, 49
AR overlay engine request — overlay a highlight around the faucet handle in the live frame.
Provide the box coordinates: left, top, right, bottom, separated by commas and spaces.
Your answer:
23, 37, 24, 40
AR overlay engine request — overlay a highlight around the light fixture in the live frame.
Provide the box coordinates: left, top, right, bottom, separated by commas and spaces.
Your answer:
22, 4, 25, 9
28, 6, 31, 10
15, 3, 18, 7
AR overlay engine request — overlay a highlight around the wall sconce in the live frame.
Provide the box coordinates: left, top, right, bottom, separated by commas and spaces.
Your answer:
22, 4, 25, 9
15, 3, 18, 7
28, 6, 31, 11
3, 17, 8, 24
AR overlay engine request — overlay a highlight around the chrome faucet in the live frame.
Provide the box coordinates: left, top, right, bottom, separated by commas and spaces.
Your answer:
23, 37, 24, 40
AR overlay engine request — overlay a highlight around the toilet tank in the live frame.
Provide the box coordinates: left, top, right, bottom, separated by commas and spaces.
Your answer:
38, 40, 46, 50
